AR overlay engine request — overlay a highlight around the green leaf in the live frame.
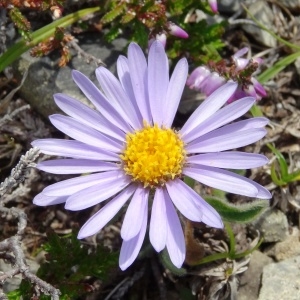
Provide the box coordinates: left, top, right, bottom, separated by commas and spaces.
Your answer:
131, 21, 148, 48
121, 11, 136, 24
8, 280, 32, 300
167, 0, 194, 15
288, 169, 300, 182
0, 7, 101, 72
7, 290, 23, 300
9, 7, 32, 41
250, 104, 264, 117
205, 197, 268, 223
105, 24, 121, 42
9, 7, 31, 31
159, 249, 187, 276
267, 143, 300, 185
167, 20, 224, 64
101, 2, 126, 23
224, 222, 236, 258
267, 144, 288, 178
270, 162, 286, 186
258, 51, 300, 84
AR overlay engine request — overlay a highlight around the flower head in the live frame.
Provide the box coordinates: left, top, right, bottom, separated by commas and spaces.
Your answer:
187, 47, 267, 103
32, 42, 271, 271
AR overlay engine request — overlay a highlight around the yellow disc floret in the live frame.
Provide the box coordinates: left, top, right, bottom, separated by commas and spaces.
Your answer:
121, 123, 186, 188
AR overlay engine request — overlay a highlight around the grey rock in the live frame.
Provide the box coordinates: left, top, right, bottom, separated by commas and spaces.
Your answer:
0, 258, 39, 293
252, 209, 289, 243
178, 87, 205, 114
238, 251, 273, 300
265, 227, 300, 261
195, 9, 226, 26
258, 256, 300, 300
218, 0, 241, 14
13, 34, 127, 119
242, 1, 277, 47
0, 261, 22, 293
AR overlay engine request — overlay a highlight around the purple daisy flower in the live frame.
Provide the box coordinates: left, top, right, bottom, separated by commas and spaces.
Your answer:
32, 41, 271, 270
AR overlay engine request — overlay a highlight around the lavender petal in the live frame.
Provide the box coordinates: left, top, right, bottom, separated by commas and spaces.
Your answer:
184, 165, 260, 197
54, 93, 125, 141
117, 56, 143, 122
165, 192, 185, 268
72, 70, 132, 133
149, 188, 167, 252
187, 152, 269, 169
180, 82, 238, 137
49, 114, 122, 153
166, 179, 203, 222
121, 186, 149, 241
32, 139, 119, 161
119, 202, 148, 270
127, 43, 152, 123
77, 185, 136, 239
186, 128, 267, 153
183, 97, 255, 143
37, 159, 118, 174
164, 58, 188, 127
96, 67, 142, 129
33, 194, 67, 206
43, 170, 125, 197
65, 173, 131, 211
148, 41, 169, 125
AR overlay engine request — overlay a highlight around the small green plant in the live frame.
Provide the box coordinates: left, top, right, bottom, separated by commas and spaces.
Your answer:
7, 230, 118, 300
0, 0, 225, 72
268, 143, 300, 187
194, 222, 263, 265
0, 7, 101, 72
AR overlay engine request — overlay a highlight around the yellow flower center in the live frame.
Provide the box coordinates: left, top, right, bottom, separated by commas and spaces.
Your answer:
121, 123, 186, 188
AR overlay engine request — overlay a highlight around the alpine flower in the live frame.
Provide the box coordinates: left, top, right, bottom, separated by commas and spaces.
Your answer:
187, 47, 267, 103
32, 41, 271, 271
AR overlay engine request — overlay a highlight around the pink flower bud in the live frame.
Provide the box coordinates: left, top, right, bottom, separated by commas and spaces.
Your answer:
208, 0, 218, 13
187, 66, 211, 90
168, 23, 189, 39
148, 33, 167, 48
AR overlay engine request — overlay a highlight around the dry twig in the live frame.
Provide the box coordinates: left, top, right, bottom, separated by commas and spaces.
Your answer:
0, 148, 61, 299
